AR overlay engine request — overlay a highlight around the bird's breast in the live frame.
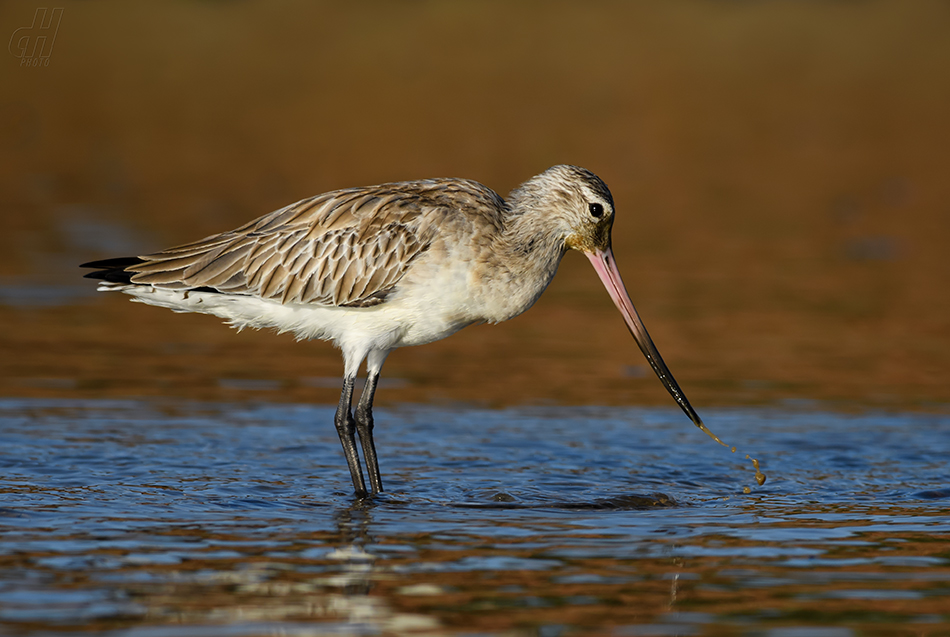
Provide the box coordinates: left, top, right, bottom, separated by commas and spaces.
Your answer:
351, 225, 566, 347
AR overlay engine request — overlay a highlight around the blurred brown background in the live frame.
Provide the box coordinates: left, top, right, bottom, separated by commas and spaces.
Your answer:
1, 1, 948, 409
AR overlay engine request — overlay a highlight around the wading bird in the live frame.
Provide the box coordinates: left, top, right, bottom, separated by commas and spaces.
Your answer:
82, 165, 709, 496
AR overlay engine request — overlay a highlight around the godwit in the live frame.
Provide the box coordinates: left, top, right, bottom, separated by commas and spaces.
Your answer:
82, 165, 711, 496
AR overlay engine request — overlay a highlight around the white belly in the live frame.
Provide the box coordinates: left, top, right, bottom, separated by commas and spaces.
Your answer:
108, 253, 481, 354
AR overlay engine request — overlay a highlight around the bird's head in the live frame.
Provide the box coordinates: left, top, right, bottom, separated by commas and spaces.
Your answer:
512, 164, 709, 434
509, 164, 616, 254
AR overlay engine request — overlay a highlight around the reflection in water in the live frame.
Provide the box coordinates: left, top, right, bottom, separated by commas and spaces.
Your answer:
0, 399, 948, 635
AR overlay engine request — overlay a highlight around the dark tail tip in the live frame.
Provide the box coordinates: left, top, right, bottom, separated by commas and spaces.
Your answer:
80, 256, 145, 284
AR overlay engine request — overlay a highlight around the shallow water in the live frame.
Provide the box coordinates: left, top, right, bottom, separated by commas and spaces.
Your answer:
1, 399, 948, 636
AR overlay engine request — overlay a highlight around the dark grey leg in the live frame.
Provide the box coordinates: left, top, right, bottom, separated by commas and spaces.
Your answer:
355, 370, 383, 494
335, 375, 367, 496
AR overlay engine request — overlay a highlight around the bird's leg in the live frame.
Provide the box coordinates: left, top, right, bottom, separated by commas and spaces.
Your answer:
354, 370, 383, 494
335, 375, 367, 497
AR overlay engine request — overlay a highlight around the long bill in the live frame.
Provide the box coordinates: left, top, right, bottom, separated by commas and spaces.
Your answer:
585, 248, 727, 447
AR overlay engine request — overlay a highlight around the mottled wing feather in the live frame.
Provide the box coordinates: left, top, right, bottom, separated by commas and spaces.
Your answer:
122, 182, 495, 307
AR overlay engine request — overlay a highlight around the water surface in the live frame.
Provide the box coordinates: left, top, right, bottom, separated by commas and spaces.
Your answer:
1, 399, 948, 635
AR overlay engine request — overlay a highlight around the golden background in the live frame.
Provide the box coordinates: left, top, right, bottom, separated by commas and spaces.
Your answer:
2, 1, 949, 408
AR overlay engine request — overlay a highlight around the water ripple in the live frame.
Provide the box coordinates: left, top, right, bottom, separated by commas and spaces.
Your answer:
1, 399, 949, 635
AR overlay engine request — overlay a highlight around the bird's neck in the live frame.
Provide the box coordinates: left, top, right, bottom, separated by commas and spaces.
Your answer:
496, 207, 568, 267
475, 199, 568, 323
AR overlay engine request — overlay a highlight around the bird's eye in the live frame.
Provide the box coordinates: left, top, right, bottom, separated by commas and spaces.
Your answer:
589, 203, 604, 218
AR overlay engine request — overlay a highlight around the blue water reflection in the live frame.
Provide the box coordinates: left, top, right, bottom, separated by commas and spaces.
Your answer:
1, 399, 948, 634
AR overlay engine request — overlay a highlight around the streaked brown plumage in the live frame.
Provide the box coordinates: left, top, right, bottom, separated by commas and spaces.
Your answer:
127, 179, 507, 308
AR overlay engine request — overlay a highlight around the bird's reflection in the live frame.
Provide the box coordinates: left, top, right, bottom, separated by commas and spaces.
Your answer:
322, 498, 379, 596
332, 497, 375, 544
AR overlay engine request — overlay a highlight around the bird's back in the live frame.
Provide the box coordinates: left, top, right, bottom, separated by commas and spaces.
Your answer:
101, 178, 509, 309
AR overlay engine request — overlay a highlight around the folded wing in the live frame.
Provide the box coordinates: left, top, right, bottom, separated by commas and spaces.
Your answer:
120, 186, 440, 308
